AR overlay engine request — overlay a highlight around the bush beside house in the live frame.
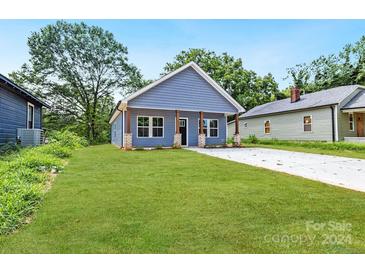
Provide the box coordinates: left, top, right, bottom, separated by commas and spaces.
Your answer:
0, 131, 87, 235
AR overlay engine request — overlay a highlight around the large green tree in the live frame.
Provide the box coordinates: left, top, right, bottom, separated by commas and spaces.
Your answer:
286, 35, 365, 93
10, 21, 146, 143
163, 48, 280, 110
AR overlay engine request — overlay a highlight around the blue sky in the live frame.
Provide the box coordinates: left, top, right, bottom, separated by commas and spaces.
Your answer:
1, 20, 365, 90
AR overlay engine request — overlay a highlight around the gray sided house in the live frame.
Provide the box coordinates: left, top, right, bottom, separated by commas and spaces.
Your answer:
228, 85, 365, 142
109, 62, 244, 149
0, 74, 49, 146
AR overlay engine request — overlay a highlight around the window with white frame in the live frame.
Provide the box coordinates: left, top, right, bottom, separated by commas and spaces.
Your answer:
304, 116, 312, 132
27, 102, 34, 129
198, 119, 218, 137
137, 116, 164, 138
349, 113, 354, 131
264, 120, 270, 134
137, 116, 150, 137
152, 117, 163, 137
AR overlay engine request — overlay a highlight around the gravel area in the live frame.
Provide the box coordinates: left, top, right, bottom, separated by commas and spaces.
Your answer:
188, 147, 365, 192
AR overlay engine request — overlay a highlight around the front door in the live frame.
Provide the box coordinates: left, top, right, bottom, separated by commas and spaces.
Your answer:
356, 113, 365, 137
179, 118, 188, 146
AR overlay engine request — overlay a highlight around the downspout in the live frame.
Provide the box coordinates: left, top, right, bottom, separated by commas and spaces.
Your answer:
330, 105, 339, 142
122, 109, 125, 148
330, 106, 335, 142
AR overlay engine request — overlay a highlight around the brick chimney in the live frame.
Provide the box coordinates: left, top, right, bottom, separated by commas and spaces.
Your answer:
291, 87, 300, 103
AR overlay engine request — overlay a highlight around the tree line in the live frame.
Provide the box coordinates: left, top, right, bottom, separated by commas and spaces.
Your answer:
10, 21, 365, 143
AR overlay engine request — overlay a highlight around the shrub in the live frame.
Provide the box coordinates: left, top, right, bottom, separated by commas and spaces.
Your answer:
49, 130, 88, 149
226, 137, 234, 144
34, 143, 72, 158
155, 145, 163, 150
0, 131, 83, 234
1, 167, 46, 186
0, 143, 20, 156
247, 134, 259, 144
8, 150, 63, 172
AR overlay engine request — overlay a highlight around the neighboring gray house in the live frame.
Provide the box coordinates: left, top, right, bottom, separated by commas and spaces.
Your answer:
109, 62, 244, 149
0, 74, 49, 146
228, 85, 365, 142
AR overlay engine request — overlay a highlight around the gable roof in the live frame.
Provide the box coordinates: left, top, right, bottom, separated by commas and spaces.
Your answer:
241, 85, 363, 119
0, 73, 50, 108
122, 62, 244, 113
342, 89, 365, 110
109, 62, 244, 123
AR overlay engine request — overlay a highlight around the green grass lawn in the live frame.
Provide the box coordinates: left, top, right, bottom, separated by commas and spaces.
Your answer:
243, 143, 365, 160
1, 144, 365, 253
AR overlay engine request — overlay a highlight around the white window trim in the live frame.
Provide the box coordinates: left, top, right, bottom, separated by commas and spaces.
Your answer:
264, 120, 271, 135
303, 115, 313, 133
349, 112, 355, 132
136, 116, 164, 138
27, 102, 35, 129
198, 118, 219, 138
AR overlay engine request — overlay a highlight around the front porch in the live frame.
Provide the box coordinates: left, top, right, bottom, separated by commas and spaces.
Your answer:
122, 108, 241, 149
341, 108, 365, 141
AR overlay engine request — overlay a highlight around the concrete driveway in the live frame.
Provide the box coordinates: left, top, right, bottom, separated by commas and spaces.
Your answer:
188, 147, 365, 192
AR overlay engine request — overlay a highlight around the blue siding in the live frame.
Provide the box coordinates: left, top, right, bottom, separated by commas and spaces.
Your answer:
111, 112, 123, 147
0, 86, 42, 144
129, 108, 226, 147
128, 67, 238, 113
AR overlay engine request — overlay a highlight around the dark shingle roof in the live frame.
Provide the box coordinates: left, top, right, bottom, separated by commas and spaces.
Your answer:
0, 73, 50, 108
241, 85, 362, 119
342, 90, 365, 109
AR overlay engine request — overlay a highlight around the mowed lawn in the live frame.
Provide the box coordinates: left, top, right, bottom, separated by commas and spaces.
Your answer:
1, 145, 365, 253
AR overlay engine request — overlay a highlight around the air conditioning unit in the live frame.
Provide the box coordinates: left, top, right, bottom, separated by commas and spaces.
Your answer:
17, 128, 44, 146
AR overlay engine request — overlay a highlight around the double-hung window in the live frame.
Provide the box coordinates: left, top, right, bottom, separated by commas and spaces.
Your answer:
137, 116, 164, 138
198, 119, 219, 137
264, 120, 270, 134
304, 116, 312, 132
349, 113, 354, 131
152, 117, 163, 137
137, 116, 150, 137
27, 102, 34, 129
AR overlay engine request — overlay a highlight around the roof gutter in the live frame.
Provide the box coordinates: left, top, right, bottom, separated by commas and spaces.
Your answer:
109, 101, 128, 124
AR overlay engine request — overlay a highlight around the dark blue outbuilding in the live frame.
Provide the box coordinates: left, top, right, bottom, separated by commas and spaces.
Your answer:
0, 74, 49, 146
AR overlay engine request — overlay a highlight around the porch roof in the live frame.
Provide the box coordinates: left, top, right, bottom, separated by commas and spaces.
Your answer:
342, 90, 365, 111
